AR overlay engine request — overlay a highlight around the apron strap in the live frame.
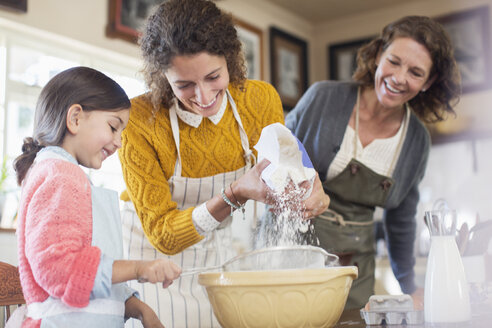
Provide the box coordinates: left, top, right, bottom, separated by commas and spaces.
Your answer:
353, 87, 410, 175
318, 208, 374, 227
169, 103, 183, 177
353, 88, 360, 159
226, 90, 253, 167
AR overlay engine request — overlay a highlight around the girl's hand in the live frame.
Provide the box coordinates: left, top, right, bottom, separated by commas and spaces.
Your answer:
136, 259, 181, 288
140, 307, 165, 328
125, 296, 165, 328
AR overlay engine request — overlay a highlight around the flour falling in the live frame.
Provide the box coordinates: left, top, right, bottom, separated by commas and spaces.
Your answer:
253, 123, 319, 248
257, 183, 319, 248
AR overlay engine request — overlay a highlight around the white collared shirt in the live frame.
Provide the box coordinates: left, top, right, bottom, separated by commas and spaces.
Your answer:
327, 106, 410, 180
175, 92, 228, 128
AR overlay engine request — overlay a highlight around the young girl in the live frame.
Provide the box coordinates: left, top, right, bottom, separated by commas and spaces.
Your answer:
13, 66, 181, 328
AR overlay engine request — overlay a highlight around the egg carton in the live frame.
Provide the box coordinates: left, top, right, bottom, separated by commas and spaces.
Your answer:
360, 294, 424, 325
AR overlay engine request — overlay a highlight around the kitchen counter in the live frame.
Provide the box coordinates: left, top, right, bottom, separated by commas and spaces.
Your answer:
335, 307, 492, 328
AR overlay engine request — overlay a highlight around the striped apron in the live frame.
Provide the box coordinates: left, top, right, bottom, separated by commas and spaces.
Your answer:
122, 90, 256, 328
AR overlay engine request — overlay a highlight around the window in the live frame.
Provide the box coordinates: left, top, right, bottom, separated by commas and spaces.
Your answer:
0, 21, 145, 228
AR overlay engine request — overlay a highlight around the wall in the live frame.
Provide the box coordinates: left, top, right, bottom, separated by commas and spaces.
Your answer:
1, 0, 491, 280
315, 0, 492, 136
0, 0, 316, 84
2, 0, 491, 106
0, 0, 317, 265
218, 0, 315, 83
312, 0, 492, 285
317, 0, 492, 255
0, 0, 139, 58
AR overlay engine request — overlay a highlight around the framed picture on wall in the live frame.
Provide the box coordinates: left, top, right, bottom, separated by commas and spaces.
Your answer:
435, 6, 491, 93
234, 18, 263, 80
328, 37, 373, 81
106, 0, 162, 43
269, 27, 308, 111
0, 0, 27, 12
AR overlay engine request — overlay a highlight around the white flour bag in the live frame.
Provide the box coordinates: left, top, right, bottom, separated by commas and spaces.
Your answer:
254, 123, 316, 196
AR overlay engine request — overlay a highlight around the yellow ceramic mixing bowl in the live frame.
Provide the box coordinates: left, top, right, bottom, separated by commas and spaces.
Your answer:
198, 266, 358, 328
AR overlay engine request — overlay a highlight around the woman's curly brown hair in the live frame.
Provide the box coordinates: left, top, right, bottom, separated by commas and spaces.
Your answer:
140, 0, 246, 112
353, 16, 461, 123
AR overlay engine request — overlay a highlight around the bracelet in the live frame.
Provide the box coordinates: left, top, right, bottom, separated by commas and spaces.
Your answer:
229, 183, 241, 205
221, 187, 246, 220
229, 184, 246, 220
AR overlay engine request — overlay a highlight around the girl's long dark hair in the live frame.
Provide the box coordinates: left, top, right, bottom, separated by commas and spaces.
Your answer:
13, 66, 130, 185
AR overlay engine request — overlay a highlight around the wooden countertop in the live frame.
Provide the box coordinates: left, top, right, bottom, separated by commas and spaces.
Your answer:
335, 307, 492, 328
335, 309, 366, 328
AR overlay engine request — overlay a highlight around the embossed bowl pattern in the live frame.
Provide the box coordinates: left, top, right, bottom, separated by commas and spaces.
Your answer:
198, 266, 358, 328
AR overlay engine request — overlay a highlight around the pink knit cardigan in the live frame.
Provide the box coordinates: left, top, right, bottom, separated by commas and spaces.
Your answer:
17, 159, 101, 328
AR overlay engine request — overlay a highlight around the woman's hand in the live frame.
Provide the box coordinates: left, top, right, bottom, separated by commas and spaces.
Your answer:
231, 159, 274, 205
205, 159, 273, 222
411, 287, 424, 310
232, 160, 329, 219
300, 173, 330, 220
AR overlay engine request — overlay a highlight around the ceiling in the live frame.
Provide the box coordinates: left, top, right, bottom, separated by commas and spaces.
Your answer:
262, 0, 415, 23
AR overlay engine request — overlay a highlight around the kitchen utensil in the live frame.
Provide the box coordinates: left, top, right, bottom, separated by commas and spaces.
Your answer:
181, 245, 339, 276
198, 266, 358, 328
424, 209, 471, 324
464, 220, 492, 256
457, 222, 470, 256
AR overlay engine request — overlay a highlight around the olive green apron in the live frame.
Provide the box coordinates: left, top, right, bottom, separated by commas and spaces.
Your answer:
313, 88, 408, 309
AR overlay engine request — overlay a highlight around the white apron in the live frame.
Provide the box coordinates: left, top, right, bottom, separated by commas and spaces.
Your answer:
27, 184, 129, 327
122, 90, 259, 328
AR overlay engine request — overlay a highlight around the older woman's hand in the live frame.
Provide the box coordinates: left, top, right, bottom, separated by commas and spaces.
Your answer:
300, 173, 330, 219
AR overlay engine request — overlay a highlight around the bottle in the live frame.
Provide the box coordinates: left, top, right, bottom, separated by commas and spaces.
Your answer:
424, 209, 471, 325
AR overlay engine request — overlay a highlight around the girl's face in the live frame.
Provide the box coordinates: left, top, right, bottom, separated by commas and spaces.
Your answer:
374, 37, 435, 109
165, 52, 230, 117
65, 107, 130, 169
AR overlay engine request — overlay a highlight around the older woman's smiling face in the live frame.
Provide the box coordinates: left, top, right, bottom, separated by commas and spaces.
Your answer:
374, 37, 435, 109
165, 52, 230, 117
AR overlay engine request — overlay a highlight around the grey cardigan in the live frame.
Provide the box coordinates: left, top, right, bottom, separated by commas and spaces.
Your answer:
285, 80, 430, 294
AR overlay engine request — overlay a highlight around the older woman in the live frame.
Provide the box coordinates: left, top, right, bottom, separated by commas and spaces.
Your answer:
118, 0, 329, 326
286, 15, 461, 309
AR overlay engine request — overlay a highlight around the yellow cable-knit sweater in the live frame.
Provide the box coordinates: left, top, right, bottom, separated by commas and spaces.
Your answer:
119, 80, 284, 255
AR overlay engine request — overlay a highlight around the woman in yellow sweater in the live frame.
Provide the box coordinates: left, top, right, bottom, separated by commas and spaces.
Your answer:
118, 0, 329, 327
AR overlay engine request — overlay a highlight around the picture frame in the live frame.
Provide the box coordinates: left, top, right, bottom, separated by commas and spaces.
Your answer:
328, 37, 373, 81
0, 0, 27, 12
234, 18, 264, 80
435, 6, 491, 94
269, 26, 308, 111
106, 0, 162, 43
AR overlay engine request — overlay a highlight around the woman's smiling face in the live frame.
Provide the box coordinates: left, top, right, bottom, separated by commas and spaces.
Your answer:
165, 52, 230, 117
374, 37, 435, 109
